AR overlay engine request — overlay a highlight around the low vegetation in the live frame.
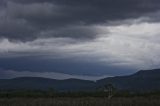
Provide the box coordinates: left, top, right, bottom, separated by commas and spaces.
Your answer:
1, 90, 160, 106
1, 97, 160, 106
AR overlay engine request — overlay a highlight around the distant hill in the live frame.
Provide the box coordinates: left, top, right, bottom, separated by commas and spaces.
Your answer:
97, 69, 160, 92
1, 69, 160, 92
0, 77, 95, 91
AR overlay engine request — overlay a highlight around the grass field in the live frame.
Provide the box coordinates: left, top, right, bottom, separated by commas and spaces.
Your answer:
0, 97, 160, 106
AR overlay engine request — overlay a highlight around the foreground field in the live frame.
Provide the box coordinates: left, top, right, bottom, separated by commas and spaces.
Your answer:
0, 97, 160, 106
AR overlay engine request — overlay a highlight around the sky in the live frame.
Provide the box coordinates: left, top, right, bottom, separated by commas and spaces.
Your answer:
0, 0, 160, 80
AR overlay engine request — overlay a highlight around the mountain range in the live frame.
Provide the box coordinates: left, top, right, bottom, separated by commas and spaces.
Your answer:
0, 69, 160, 92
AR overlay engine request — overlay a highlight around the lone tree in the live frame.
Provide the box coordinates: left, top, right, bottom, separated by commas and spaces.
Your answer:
104, 83, 115, 99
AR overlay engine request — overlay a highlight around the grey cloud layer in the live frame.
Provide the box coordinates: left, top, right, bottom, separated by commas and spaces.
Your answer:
0, 0, 160, 76
0, 0, 160, 41
1, 20, 160, 71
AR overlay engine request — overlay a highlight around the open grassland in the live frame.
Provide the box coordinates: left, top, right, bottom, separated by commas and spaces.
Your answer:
0, 97, 160, 106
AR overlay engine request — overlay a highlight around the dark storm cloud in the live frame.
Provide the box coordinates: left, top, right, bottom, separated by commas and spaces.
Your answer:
0, 0, 160, 41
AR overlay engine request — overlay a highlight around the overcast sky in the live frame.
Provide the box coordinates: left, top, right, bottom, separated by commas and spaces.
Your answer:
0, 0, 160, 80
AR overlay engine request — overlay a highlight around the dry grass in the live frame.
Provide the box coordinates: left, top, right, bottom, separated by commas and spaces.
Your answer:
0, 97, 160, 106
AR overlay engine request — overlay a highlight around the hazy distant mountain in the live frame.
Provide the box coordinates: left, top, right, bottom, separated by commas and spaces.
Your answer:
0, 69, 160, 92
